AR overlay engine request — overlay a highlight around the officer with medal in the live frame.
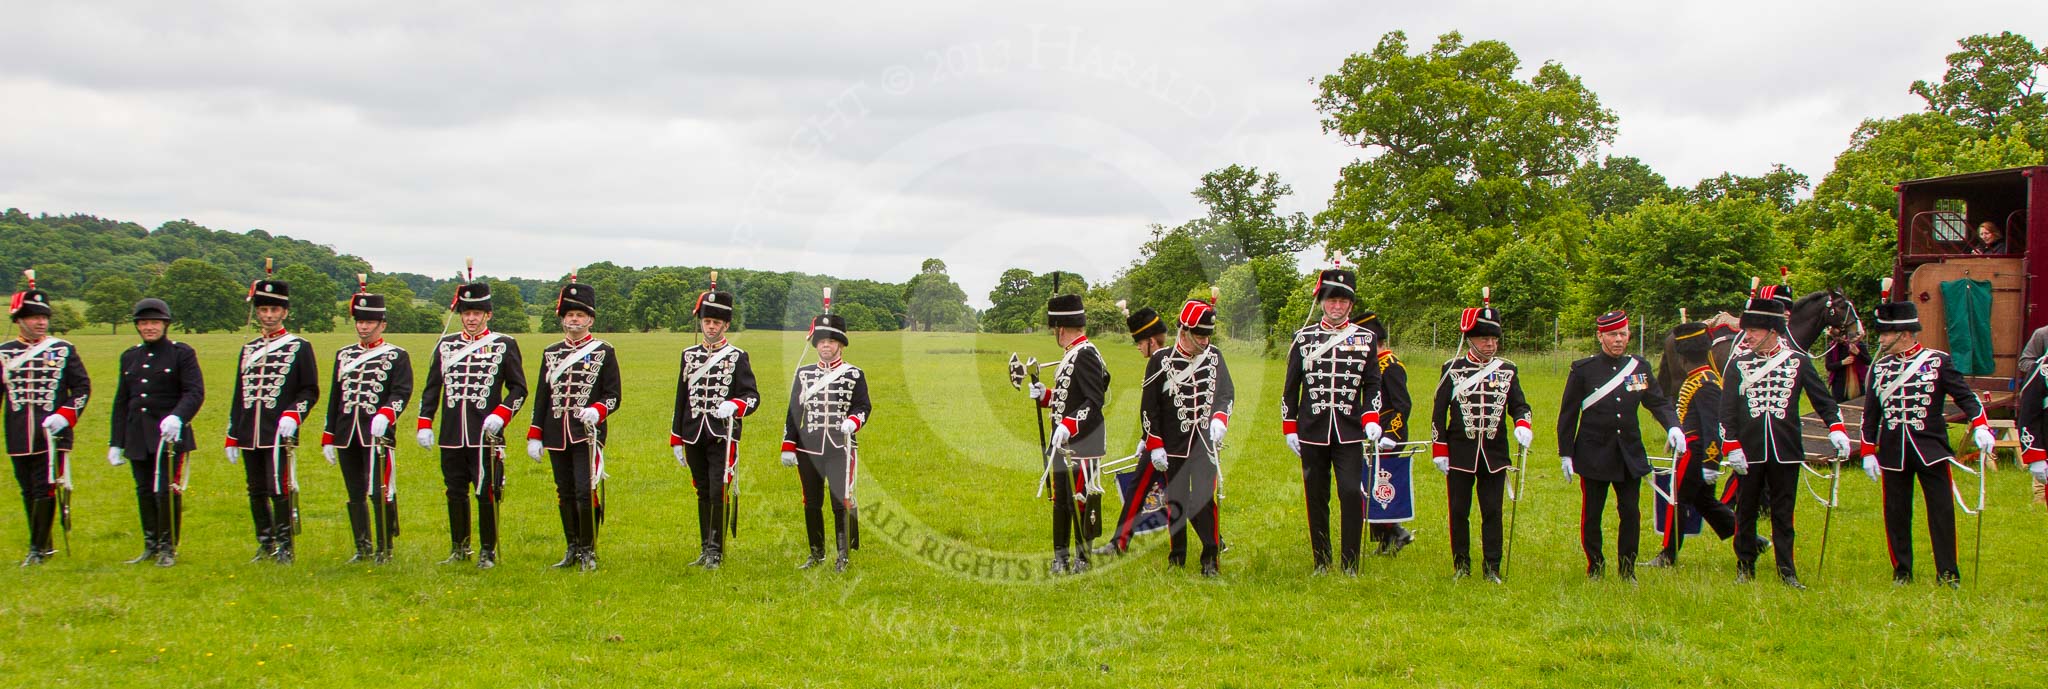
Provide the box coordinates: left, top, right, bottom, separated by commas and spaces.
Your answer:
226, 269, 320, 564
1857, 278, 1993, 587
780, 310, 871, 572
108, 298, 204, 567
1139, 299, 1236, 577
1355, 310, 1415, 556
1103, 304, 1169, 556
1027, 293, 1109, 575
4, 273, 89, 566
1280, 268, 1383, 575
1719, 292, 1848, 589
1646, 322, 1739, 569
418, 276, 528, 570
670, 280, 759, 570
1429, 293, 1533, 583
526, 278, 621, 572
1557, 310, 1682, 581
320, 280, 414, 563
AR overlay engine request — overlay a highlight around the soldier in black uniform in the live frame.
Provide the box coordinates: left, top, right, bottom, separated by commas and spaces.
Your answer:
2013, 352, 2048, 520
225, 273, 321, 564
1646, 322, 1739, 568
320, 284, 413, 563
108, 298, 204, 567
1104, 305, 1169, 556
781, 313, 871, 572
1719, 295, 1849, 589
1139, 300, 1236, 577
1355, 311, 1415, 556
1280, 269, 1383, 574
1857, 284, 1993, 587
1429, 299, 1533, 582
670, 285, 759, 570
5, 276, 90, 565
1028, 293, 1110, 575
525, 279, 621, 572
1557, 311, 1682, 581
417, 280, 528, 570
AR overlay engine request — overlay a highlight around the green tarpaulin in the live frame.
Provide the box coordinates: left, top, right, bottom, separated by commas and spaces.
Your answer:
1941, 278, 1994, 375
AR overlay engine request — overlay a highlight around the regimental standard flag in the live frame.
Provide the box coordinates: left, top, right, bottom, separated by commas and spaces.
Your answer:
1653, 472, 1704, 536
1364, 453, 1416, 523
1114, 470, 1169, 537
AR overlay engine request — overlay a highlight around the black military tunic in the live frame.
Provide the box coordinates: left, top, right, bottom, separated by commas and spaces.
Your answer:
418, 329, 527, 558
1281, 320, 1383, 570
1859, 344, 1984, 582
529, 334, 621, 563
1039, 336, 1110, 563
782, 359, 872, 560
323, 338, 413, 559
1658, 362, 1738, 562
3, 335, 89, 560
227, 330, 320, 495
1368, 347, 1415, 548
671, 339, 762, 560
1557, 352, 1677, 483
108, 336, 204, 558
1718, 343, 1842, 579
1430, 352, 1531, 571
1139, 342, 1235, 568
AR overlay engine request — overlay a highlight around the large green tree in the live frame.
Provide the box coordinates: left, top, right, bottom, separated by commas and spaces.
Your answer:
629, 273, 695, 333
1910, 31, 2047, 150
1185, 164, 1312, 264
155, 258, 245, 333
903, 259, 974, 332
1565, 156, 1677, 218
83, 275, 142, 333
275, 264, 341, 333
1575, 197, 1789, 325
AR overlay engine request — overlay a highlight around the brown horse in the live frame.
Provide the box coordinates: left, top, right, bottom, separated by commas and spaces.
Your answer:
1656, 290, 1862, 398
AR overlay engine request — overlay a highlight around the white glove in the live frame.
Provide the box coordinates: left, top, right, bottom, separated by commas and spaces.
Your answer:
1134, 439, 1146, 461
781, 451, 798, 468
1364, 421, 1382, 443
1209, 419, 1227, 445
1702, 466, 1721, 484
1725, 449, 1748, 475
672, 445, 686, 465
322, 444, 338, 465
1512, 424, 1533, 449
1666, 427, 1686, 453
1377, 437, 1399, 452
1973, 426, 1998, 459
275, 416, 299, 440
2031, 461, 2048, 484
40, 414, 69, 433
526, 438, 544, 461
1149, 447, 1169, 472
1862, 455, 1881, 482
576, 406, 602, 426
481, 414, 506, 436
1828, 430, 1851, 457
713, 400, 738, 419
1433, 455, 1450, 474
226, 446, 241, 464
1561, 456, 1576, 480
370, 414, 391, 438
1027, 382, 1046, 402
1050, 424, 1071, 449
158, 415, 183, 441
107, 447, 126, 466
416, 428, 435, 449
1284, 433, 1301, 457
839, 418, 859, 436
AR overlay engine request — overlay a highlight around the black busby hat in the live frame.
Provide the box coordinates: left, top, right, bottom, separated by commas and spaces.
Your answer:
248, 279, 290, 309
809, 313, 849, 346
556, 281, 596, 317
349, 293, 387, 322
1314, 268, 1357, 302
1740, 296, 1787, 331
9, 270, 51, 320
131, 297, 174, 323
1460, 287, 1501, 338
694, 291, 735, 321
1046, 294, 1086, 329
1124, 304, 1165, 344
1353, 310, 1387, 344
1177, 299, 1216, 337
1871, 277, 1919, 333
454, 281, 493, 313
1673, 322, 1712, 358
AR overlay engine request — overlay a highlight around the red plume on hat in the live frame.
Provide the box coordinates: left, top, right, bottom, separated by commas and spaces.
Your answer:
7, 269, 29, 312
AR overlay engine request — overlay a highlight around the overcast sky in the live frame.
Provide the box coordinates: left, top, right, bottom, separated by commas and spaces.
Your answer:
1, 2, 2039, 306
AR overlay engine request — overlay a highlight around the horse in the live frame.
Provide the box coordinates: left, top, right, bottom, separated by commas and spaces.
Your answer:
1656, 290, 1862, 398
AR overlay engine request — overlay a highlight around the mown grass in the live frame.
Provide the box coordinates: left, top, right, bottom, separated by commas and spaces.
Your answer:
3, 330, 2044, 687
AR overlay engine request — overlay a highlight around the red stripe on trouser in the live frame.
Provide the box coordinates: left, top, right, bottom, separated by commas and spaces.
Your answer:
723, 440, 737, 485
1720, 475, 1740, 504
1116, 464, 1155, 549
1579, 479, 1591, 567
1882, 466, 1897, 568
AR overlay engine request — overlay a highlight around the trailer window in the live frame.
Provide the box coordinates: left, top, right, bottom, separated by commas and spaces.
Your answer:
1931, 199, 1968, 242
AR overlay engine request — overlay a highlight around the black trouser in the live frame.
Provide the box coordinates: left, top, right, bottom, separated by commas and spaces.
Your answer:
441, 446, 503, 553
1734, 462, 1800, 576
1300, 441, 1364, 568
336, 445, 396, 555
797, 448, 855, 556
1164, 447, 1221, 566
128, 448, 186, 553
1881, 460, 1958, 580
1111, 461, 1166, 553
241, 447, 297, 553
549, 443, 599, 555
1049, 460, 1094, 559
1660, 443, 1737, 561
1446, 469, 1506, 568
13, 451, 61, 554
683, 438, 733, 556
1579, 476, 1641, 568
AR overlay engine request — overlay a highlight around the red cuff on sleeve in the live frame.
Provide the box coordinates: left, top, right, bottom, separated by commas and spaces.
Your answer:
781, 440, 797, 453
729, 399, 749, 416
281, 411, 302, 424
1059, 417, 1078, 436
1038, 388, 1053, 407
1145, 435, 1164, 451
1514, 419, 1531, 430
591, 403, 609, 421
2024, 448, 2046, 464
376, 407, 397, 423
224, 437, 239, 449
849, 416, 865, 432
1212, 412, 1229, 426
670, 433, 683, 447
1859, 441, 1877, 457
1969, 414, 1988, 430
321, 431, 335, 446
1828, 423, 1846, 435
1282, 419, 1298, 435
1722, 441, 1741, 454
526, 426, 542, 441
417, 418, 434, 431
491, 406, 514, 424
1361, 411, 1380, 426
1431, 442, 1448, 459
55, 407, 78, 425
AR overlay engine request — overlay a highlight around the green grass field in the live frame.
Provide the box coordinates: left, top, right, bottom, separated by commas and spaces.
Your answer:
5, 330, 2045, 687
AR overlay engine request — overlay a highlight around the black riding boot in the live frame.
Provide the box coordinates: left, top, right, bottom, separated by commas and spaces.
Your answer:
346, 501, 373, 563
127, 495, 160, 564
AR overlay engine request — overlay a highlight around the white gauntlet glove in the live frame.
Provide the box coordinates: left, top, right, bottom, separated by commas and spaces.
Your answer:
1208, 418, 1227, 445
1973, 426, 1998, 459
576, 406, 602, 426
158, 415, 183, 441
1149, 447, 1169, 472
1284, 433, 1300, 457
481, 414, 506, 436
416, 428, 435, 449
40, 414, 69, 433
322, 444, 338, 465
1560, 456, 1575, 480
1863, 455, 1881, 482
107, 447, 126, 466
275, 416, 299, 441
781, 451, 799, 468
527, 438, 544, 462
369, 414, 391, 438
713, 400, 738, 419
